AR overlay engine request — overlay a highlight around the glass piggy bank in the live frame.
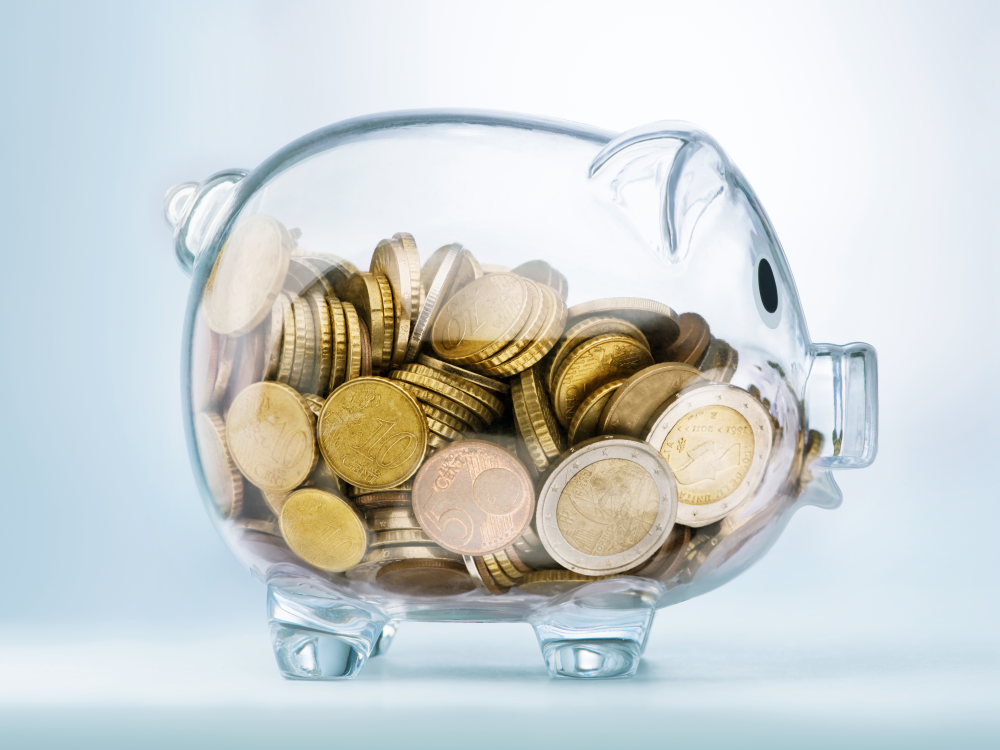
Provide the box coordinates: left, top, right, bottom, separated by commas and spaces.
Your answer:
166, 111, 878, 680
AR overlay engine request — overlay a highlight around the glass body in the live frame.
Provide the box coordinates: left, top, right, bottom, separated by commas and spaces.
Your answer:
167, 111, 878, 679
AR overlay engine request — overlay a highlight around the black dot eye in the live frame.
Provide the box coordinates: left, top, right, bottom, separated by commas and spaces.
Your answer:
757, 258, 778, 314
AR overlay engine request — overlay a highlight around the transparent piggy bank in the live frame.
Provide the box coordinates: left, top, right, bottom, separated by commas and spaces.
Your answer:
166, 110, 878, 680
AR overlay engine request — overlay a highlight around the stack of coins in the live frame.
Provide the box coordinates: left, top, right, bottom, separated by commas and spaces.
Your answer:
194, 212, 785, 600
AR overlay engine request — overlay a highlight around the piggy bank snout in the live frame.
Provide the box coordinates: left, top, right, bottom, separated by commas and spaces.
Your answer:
165, 169, 248, 275
803, 343, 879, 470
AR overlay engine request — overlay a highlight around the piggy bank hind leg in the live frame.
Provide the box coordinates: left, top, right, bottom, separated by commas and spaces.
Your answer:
527, 578, 664, 679
267, 581, 390, 680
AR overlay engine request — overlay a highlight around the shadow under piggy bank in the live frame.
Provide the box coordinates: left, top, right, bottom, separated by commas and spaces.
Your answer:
167, 110, 878, 680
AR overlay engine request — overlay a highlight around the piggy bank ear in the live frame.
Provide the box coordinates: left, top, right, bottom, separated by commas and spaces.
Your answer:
588, 122, 728, 264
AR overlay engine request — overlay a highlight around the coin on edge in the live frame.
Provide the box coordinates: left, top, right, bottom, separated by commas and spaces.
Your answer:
226, 382, 317, 492
565, 298, 680, 361
645, 383, 773, 527
517, 367, 565, 458
203, 214, 292, 335
412, 439, 535, 555
406, 242, 463, 362
598, 362, 705, 438
551, 334, 654, 427
326, 297, 347, 390
417, 353, 509, 395
194, 411, 244, 518
340, 300, 363, 381
317, 377, 428, 490
342, 272, 387, 374
280, 488, 368, 572
516, 569, 613, 596
475, 285, 567, 378
568, 378, 625, 446
371, 233, 420, 367
463, 554, 510, 595
535, 435, 678, 576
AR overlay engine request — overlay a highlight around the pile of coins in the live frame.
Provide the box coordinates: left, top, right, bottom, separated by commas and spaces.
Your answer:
194, 213, 780, 598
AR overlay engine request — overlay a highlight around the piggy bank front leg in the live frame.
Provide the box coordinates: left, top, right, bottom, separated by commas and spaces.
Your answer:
527, 577, 664, 679
267, 580, 390, 680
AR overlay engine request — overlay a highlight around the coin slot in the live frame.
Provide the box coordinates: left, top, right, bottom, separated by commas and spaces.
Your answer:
757, 259, 778, 313
752, 257, 781, 329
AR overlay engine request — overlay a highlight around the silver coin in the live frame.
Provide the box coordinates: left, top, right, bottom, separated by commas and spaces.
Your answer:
644, 383, 773, 527
535, 435, 678, 576
405, 243, 464, 362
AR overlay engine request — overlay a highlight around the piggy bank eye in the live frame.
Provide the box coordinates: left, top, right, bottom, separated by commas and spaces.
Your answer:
753, 257, 781, 328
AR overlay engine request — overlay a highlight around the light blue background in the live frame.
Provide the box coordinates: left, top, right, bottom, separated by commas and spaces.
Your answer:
0, 1, 997, 747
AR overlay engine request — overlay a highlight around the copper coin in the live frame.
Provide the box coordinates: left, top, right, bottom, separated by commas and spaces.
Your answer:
598, 362, 705, 438
375, 559, 476, 596
662, 312, 711, 365
412, 439, 535, 555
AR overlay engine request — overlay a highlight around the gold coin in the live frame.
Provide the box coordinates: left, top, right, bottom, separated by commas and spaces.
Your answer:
317, 377, 428, 489
305, 288, 332, 395
371, 233, 420, 367
352, 490, 413, 509
374, 559, 476, 597
698, 337, 739, 383
203, 214, 291, 335
480, 264, 512, 274
398, 363, 504, 417
348, 479, 413, 497
544, 315, 650, 395
662, 312, 711, 365
512, 259, 569, 301
226, 382, 318, 492
389, 370, 494, 424
426, 432, 451, 450
598, 362, 704, 438
340, 300, 362, 381
463, 555, 510, 595
475, 285, 567, 377
514, 416, 546, 475
645, 383, 773, 527
418, 403, 468, 433
472, 280, 545, 368
517, 367, 564, 459
276, 296, 296, 384
551, 334, 654, 427
342, 272, 386, 373
412, 440, 535, 556
565, 297, 680, 361
494, 547, 529, 578
237, 517, 282, 538
262, 293, 290, 381
370, 528, 435, 547
300, 393, 325, 416
375, 275, 394, 372
481, 553, 518, 587
568, 378, 625, 446
326, 297, 347, 390
289, 295, 315, 391
430, 273, 532, 364
510, 379, 550, 473
280, 488, 368, 572
406, 243, 464, 363
366, 507, 421, 532
194, 411, 244, 519
535, 435, 678, 575
393, 381, 487, 432
416, 354, 509, 395
516, 569, 613, 596
426, 417, 465, 442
